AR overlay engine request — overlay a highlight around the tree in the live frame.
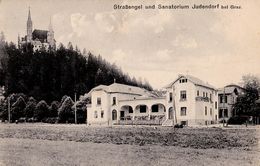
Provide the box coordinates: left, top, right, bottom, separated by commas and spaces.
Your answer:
67, 42, 73, 50
233, 75, 260, 123
2, 40, 153, 107
0, 31, 5, 44
49, 101, 59, 117
0, 99, 8, 121
58, 96, 74, 123
73, 99, 87, 123
24, 97, 37, 118
34, 100, 49, 121
11, 96, 26, 121
242, 74, 260, 92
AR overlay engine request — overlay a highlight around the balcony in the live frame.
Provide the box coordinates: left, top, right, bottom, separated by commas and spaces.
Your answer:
195, 96, 209, 102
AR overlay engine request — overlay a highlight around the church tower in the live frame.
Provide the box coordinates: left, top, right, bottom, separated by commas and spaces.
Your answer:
26, 7, 33, 42
47, 17, 55, 48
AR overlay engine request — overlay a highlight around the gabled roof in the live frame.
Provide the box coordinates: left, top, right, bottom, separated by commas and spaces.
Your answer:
88, 83, 155, 97
32, 29, 48, 43
218, 84, 245, 94
165, 74, 216, 90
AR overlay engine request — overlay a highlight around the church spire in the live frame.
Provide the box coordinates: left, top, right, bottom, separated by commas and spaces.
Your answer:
48, 17, 53, 32
26, 7, 33, 42
28, 7, 32, 22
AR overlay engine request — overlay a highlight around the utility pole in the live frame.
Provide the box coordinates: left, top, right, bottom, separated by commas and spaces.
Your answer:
223, 87, 225, 127
8, 97, 11, 123
74, 92, 77, 124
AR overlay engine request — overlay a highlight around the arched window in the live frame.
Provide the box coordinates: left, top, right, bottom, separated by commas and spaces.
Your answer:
112, 110, 117, 120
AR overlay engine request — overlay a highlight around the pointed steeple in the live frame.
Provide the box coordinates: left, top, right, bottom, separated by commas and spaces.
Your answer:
26, 7, 33, 42
28, 7, 32, 22
48, 17, 53, 32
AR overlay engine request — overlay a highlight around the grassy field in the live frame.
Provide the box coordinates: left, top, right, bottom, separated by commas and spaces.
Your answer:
0, 124, 259, 166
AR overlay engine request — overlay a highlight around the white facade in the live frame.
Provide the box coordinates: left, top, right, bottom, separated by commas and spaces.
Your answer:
86, 83, 169, 126
165, 75, 218, 126
86, 75, 219, 126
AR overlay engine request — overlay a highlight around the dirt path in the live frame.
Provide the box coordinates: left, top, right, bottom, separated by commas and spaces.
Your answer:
0, 138, 259, 166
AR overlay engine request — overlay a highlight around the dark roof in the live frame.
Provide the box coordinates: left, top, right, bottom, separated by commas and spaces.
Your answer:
32, 29, 48, 43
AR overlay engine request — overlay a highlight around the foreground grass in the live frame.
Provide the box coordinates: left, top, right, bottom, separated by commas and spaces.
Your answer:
0, 124, 258, 149
0, 124, 259, 166
0, 138, 259, 166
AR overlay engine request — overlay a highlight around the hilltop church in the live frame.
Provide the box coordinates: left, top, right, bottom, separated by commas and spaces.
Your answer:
18, 8, 56, 51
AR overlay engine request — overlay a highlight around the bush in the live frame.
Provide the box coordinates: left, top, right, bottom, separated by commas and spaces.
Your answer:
11, 96, 26, 121
228, 116, 248, 125
49, 101, 59, 117
43, 117, 58, 124
24, 97, 37, 118
18, 117, 27, 123
34, 100, 49, 122
58, 96, 74, 123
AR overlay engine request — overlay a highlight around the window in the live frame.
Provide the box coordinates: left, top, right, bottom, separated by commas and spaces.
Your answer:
112, 110, 117, 120
197, 90, 199, 96
128, 106, 133, 113
219, 109, 228, 118
101, 110, 104, 118
205, 106, 207, 115
215, 102, 217, 109
206, 92, 208, 98
180, 91, 187, 100
224, 109, 228, 117
210, 94, 212, 101
97, 97, 101, 105
180, 107, 187, 116
210, 108, 212, 116
94, 111, 98, 118
152, 105, 159, 112
220, 95, 227, 103
220, 96, 223, 103
203, 92, 205, 97
112, 97, 116, 105
219, 109, 223, 118
181, 121, 187, 126
169, 92, 173, 102
179, 79, 187, 83
140, 105, 147, 113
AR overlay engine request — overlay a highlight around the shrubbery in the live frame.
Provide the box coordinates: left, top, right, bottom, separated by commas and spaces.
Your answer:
0, 94, 87, 123
228, 116, 248, 125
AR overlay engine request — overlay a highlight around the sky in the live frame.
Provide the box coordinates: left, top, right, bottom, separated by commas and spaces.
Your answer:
0, 0, 260, 89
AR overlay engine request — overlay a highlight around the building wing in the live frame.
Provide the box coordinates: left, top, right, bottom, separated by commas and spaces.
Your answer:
32, 29, 48, 43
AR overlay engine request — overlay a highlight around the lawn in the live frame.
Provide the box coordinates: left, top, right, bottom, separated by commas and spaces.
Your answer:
0, 124, 259, 166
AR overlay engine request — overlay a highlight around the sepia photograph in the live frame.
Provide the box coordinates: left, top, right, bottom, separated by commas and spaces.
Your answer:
0, 0, 259, 165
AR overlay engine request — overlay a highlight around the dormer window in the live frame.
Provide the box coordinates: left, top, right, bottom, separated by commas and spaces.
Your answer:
179, 78, 188, 83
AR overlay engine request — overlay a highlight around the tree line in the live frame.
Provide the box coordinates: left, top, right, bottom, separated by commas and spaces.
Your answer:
0, 32, 153, 122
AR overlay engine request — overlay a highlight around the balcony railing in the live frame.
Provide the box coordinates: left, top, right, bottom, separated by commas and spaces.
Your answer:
195, 96, 210, 102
